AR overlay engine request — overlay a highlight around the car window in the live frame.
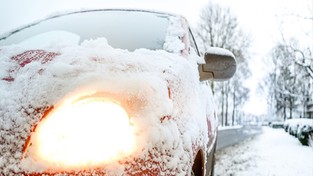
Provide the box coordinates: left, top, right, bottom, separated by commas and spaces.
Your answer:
0, 10, 169, 51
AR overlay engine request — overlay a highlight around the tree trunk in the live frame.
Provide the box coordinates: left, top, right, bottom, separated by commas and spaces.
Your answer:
283, 97, 287, 120
232, 86, 236, 126
221, 83, 225, 126
289, 96, 293, 118
225, 82, 229, 126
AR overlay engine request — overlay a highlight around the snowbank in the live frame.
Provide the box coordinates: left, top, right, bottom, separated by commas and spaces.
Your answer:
215, 127, 313, 176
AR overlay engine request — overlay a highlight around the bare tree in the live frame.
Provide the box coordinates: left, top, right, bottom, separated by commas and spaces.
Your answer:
259, 6, 312, 120
195, 2, 251, 126
266, 42, 312, 120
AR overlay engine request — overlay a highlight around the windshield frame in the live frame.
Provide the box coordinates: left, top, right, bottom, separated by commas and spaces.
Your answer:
0, 9, 173, 51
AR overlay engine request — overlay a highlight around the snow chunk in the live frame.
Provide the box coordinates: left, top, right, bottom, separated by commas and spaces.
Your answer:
163, 16, 186, 54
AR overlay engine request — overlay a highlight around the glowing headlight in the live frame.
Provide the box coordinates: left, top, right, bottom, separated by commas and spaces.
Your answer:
28, 96, 135, 171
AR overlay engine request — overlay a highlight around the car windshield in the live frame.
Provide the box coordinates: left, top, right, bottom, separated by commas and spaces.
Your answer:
0, 10, 169, 51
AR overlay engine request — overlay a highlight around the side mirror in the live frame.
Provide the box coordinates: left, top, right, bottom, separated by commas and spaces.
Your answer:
199, 47, 237, 81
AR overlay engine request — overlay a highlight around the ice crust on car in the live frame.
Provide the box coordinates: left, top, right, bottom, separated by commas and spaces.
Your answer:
0, 16, 216, 175
163, 16, 186, 54
205, 47, 235, 58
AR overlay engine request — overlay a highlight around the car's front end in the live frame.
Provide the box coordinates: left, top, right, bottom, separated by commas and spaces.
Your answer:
1, 42, 211, 175
0, 9, 236, 176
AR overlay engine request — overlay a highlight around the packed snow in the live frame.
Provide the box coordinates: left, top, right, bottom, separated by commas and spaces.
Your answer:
0, 14, 217, 175
215, 126, 313, 176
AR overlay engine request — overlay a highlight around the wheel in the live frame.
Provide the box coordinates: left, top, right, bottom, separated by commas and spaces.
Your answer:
298, 132, 309, 146
309, 131, 313, 147
191, 170, 195, 176
192, 143, 216, 176
192, 150, 204, 176
205, 143, 217, 176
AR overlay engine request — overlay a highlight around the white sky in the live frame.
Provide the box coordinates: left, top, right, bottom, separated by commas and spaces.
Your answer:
215, 0, 312, 116
1, 0, 312, 116
0, 0, 207, 34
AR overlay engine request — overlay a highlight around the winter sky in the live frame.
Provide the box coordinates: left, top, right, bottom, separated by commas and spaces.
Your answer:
1, 0, 312, 116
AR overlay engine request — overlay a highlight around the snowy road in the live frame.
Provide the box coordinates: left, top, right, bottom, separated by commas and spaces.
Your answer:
215, 127, 313, 176
217, 125, 263, 150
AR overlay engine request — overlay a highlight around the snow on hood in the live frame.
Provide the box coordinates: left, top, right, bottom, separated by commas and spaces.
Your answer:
0, 36, 210, 175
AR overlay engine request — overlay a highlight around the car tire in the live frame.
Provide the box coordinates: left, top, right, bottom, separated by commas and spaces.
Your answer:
309, 131, 313, 147
192, 150, 204, 176
208, 145, 216, 176
191, 144, 216, 176
205, 143, 217, 176
298, 132, 309, 146
191, 170, 195, 176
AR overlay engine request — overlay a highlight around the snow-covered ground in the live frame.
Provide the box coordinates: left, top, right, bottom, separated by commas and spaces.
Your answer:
215, 126, 313, 176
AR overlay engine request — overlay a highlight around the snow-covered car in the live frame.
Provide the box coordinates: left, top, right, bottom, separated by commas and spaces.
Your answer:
284, 118, 300, 136
0, 9, 236, 176
284, 118, 313, 146
269, 121, 284, 129
295, 119, 313, 146
297, 124, 313, 146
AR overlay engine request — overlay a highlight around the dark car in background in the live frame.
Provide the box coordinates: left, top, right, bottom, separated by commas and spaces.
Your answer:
269, 121, 284, 129
283, 118, 313, 146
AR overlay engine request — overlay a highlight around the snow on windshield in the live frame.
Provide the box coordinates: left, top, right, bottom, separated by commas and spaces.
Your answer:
163, 16, 186, 53
0, 16, 213, 175
0, 10, 169, 51
19, 30, 80, 48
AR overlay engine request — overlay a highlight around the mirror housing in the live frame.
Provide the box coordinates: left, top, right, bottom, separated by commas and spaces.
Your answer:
199, 47, 237, 81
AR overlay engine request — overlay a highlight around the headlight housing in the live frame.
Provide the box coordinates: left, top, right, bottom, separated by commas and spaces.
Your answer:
24, 94, 136, 171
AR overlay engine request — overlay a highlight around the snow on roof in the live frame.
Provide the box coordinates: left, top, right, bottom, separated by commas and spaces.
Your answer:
284, 118, 313, 128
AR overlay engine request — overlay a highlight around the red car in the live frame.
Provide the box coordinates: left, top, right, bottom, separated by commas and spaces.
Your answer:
0, 9, 236, 176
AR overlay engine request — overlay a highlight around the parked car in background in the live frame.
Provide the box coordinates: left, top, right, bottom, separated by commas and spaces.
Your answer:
284, 118, 300, 136
297, 124, 313, 145
0, 9, 237, 175
269, 121, 284, 129
283, 118, 313, 146
309, 131, 313, 146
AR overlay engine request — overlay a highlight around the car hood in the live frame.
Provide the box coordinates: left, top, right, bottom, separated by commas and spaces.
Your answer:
0, 38, 210, 174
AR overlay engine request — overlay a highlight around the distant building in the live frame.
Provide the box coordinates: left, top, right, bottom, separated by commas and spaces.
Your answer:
306, 102, 313, 119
